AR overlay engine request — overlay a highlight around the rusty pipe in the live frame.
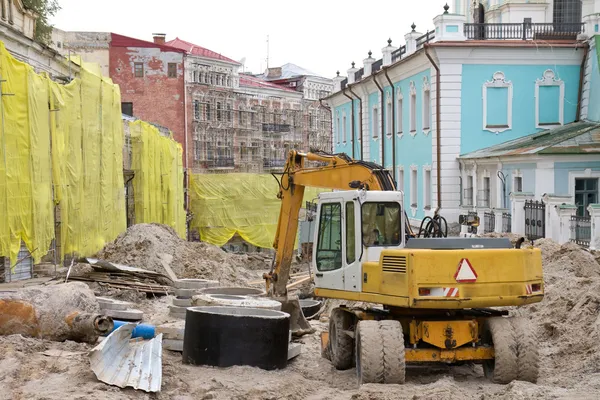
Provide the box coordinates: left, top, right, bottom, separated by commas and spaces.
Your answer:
342, 88, 356, 159
373, 73, 385, 167
348, 84, 363, 161
424, 45, 442, 210
383, 67, 396, 185
576, 43, 589, 121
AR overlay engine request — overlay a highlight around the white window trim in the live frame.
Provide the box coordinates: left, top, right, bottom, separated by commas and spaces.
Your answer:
396, 87, 404, 139
423, 165, 432, 211
568, 169, 600, 205
372, 104, 379, 141
336, 111, 340, 144
409, 81, 417, 137
410, 164, 418, 217
511, 169, 523, 194
342, 111, 347, 144
535, 69, 565, 129
397, 165, 405, 193
482, 71, 513, 134
386, 91, 393, 138
422, 76, 431, 136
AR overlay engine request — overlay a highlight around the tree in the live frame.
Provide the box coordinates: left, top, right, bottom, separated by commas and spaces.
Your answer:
21, 0, 60, 45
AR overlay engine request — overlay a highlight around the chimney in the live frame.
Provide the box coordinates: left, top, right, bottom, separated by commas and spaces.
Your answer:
152, 33, 166, 45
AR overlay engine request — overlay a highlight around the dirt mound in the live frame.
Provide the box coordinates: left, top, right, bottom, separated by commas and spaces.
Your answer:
96, 223, 267, 286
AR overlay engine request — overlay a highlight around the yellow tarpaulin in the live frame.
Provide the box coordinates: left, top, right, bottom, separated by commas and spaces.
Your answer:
189, 173, 327, 248
129, 120, 186, 238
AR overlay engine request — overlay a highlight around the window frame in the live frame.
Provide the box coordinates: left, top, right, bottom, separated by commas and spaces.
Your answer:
346, 201, 356, 264
134, 62, 144, 78
360, 201, 402, 248
168, 63, 177, 78
315, 202, 343, 272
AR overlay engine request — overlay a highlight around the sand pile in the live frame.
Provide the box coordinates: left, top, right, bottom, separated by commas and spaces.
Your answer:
97, 223, 268, 286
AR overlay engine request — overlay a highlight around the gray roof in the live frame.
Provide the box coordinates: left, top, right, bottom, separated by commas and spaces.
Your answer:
459, 121, 600, 159
260, 63, 321, 80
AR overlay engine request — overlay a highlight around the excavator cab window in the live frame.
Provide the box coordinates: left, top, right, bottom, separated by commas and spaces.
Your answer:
361, 202, 401, 247
315, 202, 342, 272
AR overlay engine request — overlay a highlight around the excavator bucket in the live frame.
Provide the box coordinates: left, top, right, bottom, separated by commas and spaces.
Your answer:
276, 295, 316, 337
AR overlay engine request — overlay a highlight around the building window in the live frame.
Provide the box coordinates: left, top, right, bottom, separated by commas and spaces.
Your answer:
336, 114, 340, 143
194, 100, 201, 120
535, 69, 564, 128
464, 175, 474, 206
410, 168, 418, 208
479, 177, 491, 208
217, 102, 222, 121
167, 63, 177, 78
121, 102, 133, 117
227, 104, 232, 122
575, 178, 598, 217
386, 99, 392, 137
424, 168, 431, 210
372, 107, 379, 139
8, 0, 13, 24
342, 114, 347, 143
553, 0, 582, 26
1, 1, 5, 20
514, 176, 523, 193
483, 71, 513, 133
396, 91, 403, 136
134, 63, 144, 78
409, 81, 417, 135
206, 103, 211, 121
422, 77, 431, 132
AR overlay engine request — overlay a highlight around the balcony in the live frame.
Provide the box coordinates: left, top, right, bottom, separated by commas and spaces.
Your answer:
206, 158, 234, 169
263, 159, 286, 170
464, 22, 585, 41
262, 123, 291, 133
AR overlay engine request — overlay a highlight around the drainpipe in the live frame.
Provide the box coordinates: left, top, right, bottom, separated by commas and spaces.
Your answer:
372, 74, 385, 168
342, 88, 356, 159
424, 44, 442, 210
383, 67, 396, 184
319, 99, 332, 152
348, 85, 363, 161
576, 44, 589, 121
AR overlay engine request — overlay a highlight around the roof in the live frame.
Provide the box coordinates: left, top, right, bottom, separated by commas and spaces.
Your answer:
110, 33, 186, 53
260, 63, 321, 80
459, 121, 600, 159
239, 74, 297, 92
165, 37, 240, 65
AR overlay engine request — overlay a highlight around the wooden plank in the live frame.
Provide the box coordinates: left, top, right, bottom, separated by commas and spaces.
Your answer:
286, 276, 311, 290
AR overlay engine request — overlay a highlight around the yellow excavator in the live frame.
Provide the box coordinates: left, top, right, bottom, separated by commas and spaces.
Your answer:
264, 150, 543, 385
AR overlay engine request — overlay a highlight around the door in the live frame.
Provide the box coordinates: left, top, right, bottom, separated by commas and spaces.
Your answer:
344, 199, 362, 292
575, 178, 598, 217
313, 199, 345, 290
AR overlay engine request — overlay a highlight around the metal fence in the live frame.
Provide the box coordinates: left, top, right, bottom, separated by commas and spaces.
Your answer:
484, 211, 495, 234
464, 22, 584, 40
524, 200, 546, 241
502, 212, 512, 233
570, 215, 591, 247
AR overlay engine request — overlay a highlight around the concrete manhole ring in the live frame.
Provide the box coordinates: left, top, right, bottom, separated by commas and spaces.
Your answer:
191, 293, 281, 310
197, 286, 266, 297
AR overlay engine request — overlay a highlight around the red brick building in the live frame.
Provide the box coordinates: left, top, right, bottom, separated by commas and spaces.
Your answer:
109, 33, 187, 147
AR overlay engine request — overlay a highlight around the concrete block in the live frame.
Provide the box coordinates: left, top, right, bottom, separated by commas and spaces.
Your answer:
173, 297, 192, 307
173, 279, 219, 290
287, 343, 302, 360
103, 308, 144, 321
173, 288, 200, 298
168, 305, 188, 319
156, 321, 185, 340
97, 297, 133, 311
163, 339, 183, 352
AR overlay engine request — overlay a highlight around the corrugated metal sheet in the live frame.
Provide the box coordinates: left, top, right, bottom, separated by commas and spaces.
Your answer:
89, 323, 163, 393
166, 37, 240, 64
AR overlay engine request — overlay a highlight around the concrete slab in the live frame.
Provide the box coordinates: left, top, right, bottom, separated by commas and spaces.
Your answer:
156, 321, 185, 341
168, 305, 188, 319
97, 297, 133, 311
173, 288, 200, 298
172, 298, 192, 307
103, 308, 144, 321
163, 339, 183, 352
287, 342, 302, 360
173, 279, 219, 290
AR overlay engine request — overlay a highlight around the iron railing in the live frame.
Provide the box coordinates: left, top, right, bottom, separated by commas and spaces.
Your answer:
206, 158, 234, 168
570, 215, 591, 247
464, 22, 585, 40
524, 200, 546, 241
391, 46, 406, 63
484, 211, 495, 234
416, 30, 436, 48
502, 212, 512, 233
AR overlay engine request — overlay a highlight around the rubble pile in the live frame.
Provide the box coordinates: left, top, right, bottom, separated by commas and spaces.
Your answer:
97, 224, 270, 286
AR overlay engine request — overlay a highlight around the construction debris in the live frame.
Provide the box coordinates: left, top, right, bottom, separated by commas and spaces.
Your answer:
0, 282, 112, 343
89, 323, 163, 393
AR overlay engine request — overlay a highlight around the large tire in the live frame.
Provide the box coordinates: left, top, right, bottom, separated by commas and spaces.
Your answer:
355, 320, 384, 384
329, 308, 355, 370
379, 320, 406, 384
511, 317, 539, 383
482, 317, 518, 384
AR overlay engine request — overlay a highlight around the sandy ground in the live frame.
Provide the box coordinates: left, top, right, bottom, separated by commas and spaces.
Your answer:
1, 226, 600, 399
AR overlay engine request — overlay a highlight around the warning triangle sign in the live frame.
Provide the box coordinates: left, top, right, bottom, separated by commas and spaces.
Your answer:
454, 258, 477, 283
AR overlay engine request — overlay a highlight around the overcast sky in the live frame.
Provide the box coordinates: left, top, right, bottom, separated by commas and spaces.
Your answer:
50, 0, 452, 78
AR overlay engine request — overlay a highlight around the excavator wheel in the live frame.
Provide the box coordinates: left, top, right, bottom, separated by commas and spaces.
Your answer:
355, 320, 384, 384
329, 308, 355, 370
379, 320, 406, 384
482, 317, 518, 384
511, 317, 540, 383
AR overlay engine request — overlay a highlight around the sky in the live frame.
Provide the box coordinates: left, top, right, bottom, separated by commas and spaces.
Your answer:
50, 0, 453, 78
